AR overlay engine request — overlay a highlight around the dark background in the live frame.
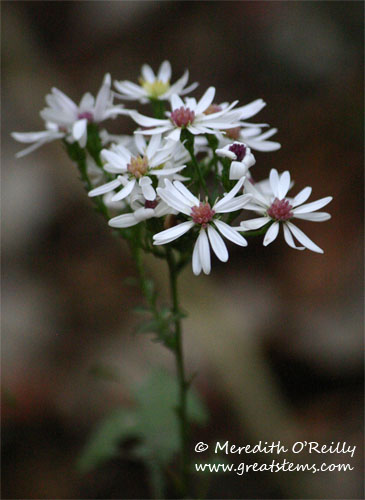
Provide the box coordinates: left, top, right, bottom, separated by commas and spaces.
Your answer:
2, 1, 364, 499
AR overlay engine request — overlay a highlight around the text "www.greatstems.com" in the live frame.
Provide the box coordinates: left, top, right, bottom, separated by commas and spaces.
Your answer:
195, 460, 354, 475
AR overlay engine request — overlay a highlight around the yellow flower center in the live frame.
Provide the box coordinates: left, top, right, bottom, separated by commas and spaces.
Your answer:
127, 156, 149, 179
140, 78, 170, 98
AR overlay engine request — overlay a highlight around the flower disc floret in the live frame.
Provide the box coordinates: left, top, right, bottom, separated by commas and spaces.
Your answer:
229, 143, 247, 162
170, 107, 195, 127
267, 198, 293, 221
127, 155, 149, 179
78, 111, 94, 122
140, 79, 170, 98
191, 202, 215, 227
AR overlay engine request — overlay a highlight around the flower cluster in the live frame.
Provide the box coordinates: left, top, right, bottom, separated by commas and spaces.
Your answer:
12, 61, 332, 275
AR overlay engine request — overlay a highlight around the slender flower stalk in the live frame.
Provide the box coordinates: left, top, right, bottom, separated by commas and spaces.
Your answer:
11, 62, 333, 499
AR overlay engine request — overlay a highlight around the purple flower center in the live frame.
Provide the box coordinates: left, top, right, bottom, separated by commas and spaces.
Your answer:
267, 198, 293, 221
78, 111, 94, 121
229, 143, 247, 162
191, 202, 215, 227
170, 107, 195, 127
144, 200, 158, 209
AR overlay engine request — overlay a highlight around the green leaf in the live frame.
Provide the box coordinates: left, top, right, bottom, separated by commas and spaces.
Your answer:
76, 409, 139, 473
131, 369, 208, 465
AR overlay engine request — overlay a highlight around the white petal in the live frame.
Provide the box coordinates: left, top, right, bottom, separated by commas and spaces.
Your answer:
167, 128, 182, 141
141, 64, 155, 82
292, 186, 312, 207
50, 87, 78, 113
146, 134, 161, 159
294, 212, 331, 222
238, 99, 266, 119
112, 179, 136, 201
72, 119, 87, 141
195, 87, 215, 115
157, 60, 171, 82
153, 221, 194, 245
134, 207, 155, 221
213, 177, 245, 211
139, 177, 156, 201
135, 126, 172, 135
151, 166, 186, 176
171, 94, 184, 110
286, 222, 324, 253
166, 70, 189, 96
239, 216, 271, 230
14, 139, 48, 158
192, 238, 202, 275
88, 178, 121, 197
229, 161, 249, 180
173, 181, 200, 206
263, 221, 279, 246
134, 133, 147, 156
114, 80, 146, 98
108, 213, 138, 228
130, 111, 167, 127
293, 196, 333, 214
243, 180, 270, 207
12, 130, 56, 143
79, 92, 95, 111
269, 169, 280, 198
94, 73, 111, 121
157, 180, 193, 215
252, 127, 278, 140
215, 194, 252, 213
179, 80, 199, 96
278, 171, 291, 200
197, 229, 211, 274
207, 225, 228, 262
283, 224, 305, 250
214, 219, 248, 247
247, 140, 281, 152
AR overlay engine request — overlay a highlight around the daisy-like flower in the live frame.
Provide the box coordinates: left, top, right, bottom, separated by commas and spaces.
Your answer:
216, 142, 256, 180
153, 177, 251, 275
88, 134, 186, 202
130, 87, 242, 142
240, 169, 332, 253
114, 61, 198, 103
12, 74, 126, 156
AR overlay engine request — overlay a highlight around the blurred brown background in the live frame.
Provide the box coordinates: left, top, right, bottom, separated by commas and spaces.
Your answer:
2, 1, 364, 499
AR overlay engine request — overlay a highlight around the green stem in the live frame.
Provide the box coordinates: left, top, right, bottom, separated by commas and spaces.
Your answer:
182, 132, 209, 200
166, 248, 189, 498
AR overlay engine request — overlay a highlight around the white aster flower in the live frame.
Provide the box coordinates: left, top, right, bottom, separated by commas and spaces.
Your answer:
12, 74, 126, 156
114, 60, 198, 103
216, 142, 256, 180
153, 178, 251, 275
130, 87, 242, 142
240, 169, 332, 253
88, 134, 186, 202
